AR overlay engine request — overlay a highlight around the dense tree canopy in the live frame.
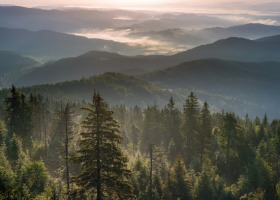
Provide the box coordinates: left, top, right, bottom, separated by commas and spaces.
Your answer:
0, 87, 279, 200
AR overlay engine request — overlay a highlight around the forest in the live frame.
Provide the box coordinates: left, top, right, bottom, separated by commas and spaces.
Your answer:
0, 86, 280, 200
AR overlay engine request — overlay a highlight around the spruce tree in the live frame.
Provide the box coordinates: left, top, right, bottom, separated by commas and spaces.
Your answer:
222, 113, 238, 180
194, 172, 213, 200
5, 86, 21, 138
63, 102, 74, 199
74, 92, 133, 200
183, 92, 201, 165
199, 102, 212, 169
172, 155, 192, 200
5, 86, 33, 147
162, 97, 182, 157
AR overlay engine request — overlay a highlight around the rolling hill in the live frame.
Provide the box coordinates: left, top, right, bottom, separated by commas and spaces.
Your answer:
15, 72, 176, 108
129, 23, 280, 48
0, 27, 145, 61
174, 35, 280, 62
0, 51, 40, 86
14, 34, 280, 86
142, 59, 280, 118
14, 51, 177, 86
12, 66, 280, 118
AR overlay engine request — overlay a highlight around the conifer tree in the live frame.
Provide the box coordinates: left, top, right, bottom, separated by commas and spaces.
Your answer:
183, 92, 201, 165
0, 145, 14, 198
199, 102, 212, 169
5, 86, 21, 138
162, 97, 182, 156
62, 102, 74, 199
74, 92, 133, 200
5, 86, 33, 147
222, 113, 238, 179
194, 172, 213, 200
140, 104, 162, 152
172, 155, 192, 199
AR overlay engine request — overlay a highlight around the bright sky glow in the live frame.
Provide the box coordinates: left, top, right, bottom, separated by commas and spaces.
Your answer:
0, 0, 278, 12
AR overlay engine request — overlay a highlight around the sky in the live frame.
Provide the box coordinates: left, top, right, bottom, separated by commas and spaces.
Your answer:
0, 0, 278, 12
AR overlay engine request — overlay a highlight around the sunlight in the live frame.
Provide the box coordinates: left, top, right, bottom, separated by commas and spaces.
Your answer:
110, 0, 168, 6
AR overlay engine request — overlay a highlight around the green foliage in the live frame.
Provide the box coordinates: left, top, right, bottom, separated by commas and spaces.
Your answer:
0, 146, 14, 198
1, 86, 280, 200
8, 134, 24, 165
183, 92, 201, 165
0, 120, 7, 145
74, 92, 134, 199
162, 97, 182, 162
199, 101, 212, 169
194, 172, 213, 200
5, 86, 33, 147
172, 156, 193, 199
140, 104, 162, 152
21, 161, 49, 197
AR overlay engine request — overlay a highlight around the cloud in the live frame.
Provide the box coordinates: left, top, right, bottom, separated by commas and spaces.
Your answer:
71, 28, 188, 55
222, 15, 280, 26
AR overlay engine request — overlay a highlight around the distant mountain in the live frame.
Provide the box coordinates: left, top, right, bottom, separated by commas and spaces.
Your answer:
14, 34, 280, 86
14, 59, 280, 118
17, 72, 176, 107
0, 6, 236, 32
142, 59, 280, 118
0, 6, 145, 32
0, 51, 40, 86
0, 27, 145, 61
174, 35, 280, 62
14, 51, 178, 86
129, 23, 280, 49
0, 50, 39, 73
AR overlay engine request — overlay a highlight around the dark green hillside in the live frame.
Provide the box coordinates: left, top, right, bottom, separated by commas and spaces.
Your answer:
15, 51, 175, 86
13, 34, 280, 87
143, 59, 280, 92
0, 50, 40, 86
19, 72, 176, 107
0, 50, 39, 73
142, 59, 280, 118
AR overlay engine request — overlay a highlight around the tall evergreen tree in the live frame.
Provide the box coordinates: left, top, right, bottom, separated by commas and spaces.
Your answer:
172, 155, 192, 200
140, 104, 162, 152
222, 113, 238, 179
5, 86, 33, 147
194, 172, 213, 200
74, 92, 133, 199
199, 102, 212, 169
162, 97, 182, 157
62, 102, 74, 199
183, 92, 201, 165
5, 86, 21, 138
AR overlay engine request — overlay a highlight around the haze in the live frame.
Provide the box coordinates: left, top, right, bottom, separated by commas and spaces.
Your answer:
1, 0, 279, 13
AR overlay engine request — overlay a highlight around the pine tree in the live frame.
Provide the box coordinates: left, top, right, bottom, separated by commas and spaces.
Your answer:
62, 102, 74, 199
172, 155, 192, 200
74, 92, 133, 199
183, 92, 201, 165
222, 113, 238, 180
5, 86, 33, 147
140, 104, 162, 152
194, 172, 213, 200
131, 124, 139, 154
199, 102, 212, 169
0, 145, 14, 198
19, 94, 33, 148
162, 97, 182, 157
5, 85, 21, 138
